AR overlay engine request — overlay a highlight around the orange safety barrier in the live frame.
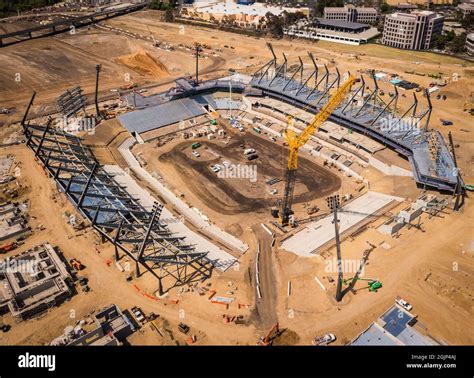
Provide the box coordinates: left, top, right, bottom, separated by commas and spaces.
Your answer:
143, 293, 159, 302
211, 300, 229, 309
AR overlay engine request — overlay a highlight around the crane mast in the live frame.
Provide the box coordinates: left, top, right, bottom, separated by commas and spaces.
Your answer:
279, 75, 357, 226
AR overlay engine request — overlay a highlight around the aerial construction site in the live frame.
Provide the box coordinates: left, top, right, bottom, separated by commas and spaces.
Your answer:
0, 1, 473, 357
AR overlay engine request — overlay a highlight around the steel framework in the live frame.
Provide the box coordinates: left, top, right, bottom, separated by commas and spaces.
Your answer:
22, 92, 213, 295
251, 44, 460, 192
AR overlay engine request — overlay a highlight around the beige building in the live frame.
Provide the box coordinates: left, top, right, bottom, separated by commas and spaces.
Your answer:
181, 3, 309, 29
466, 33, 474, 56
386, 0, 453, 5
458, 3, 474, 18
324, 5, 378, 24
382, 10, 444, 50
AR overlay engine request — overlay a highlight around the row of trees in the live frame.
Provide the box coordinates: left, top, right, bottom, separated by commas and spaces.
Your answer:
149, 0, 175, 12
432, 30, 467, 53
149, 0, 175, 22
0, 0, 60, 18
264, 11, 307, 38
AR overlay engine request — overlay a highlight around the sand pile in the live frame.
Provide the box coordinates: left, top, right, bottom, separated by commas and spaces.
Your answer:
115, 49, 169, 78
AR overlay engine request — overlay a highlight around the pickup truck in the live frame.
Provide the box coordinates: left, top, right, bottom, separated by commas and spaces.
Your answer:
395, 297, 412, 311
131, 306, 146, 323
312, 333, 336, 346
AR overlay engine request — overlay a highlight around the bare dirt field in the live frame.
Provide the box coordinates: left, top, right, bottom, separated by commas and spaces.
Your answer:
151, 133, 340, 215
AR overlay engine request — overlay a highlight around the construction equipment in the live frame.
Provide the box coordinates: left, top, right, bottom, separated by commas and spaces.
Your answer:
312, 333, 336, 346
258, 322, 280, 346
70, 258, 84, 271
342, 277, 382, 292
277, 75, 357, 226
178, 322, 190, 334
0, 242, 18, 254
147, 26, 160, 47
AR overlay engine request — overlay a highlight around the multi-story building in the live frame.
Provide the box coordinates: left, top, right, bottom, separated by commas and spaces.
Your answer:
382, 11, 444, 50
324, 5, 378, 24
386, 0, 453, 5
466, 33, 474, 56
458, 3, 474, 18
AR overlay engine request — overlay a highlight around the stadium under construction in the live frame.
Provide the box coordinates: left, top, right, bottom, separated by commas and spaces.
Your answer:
19, 45, 463, 294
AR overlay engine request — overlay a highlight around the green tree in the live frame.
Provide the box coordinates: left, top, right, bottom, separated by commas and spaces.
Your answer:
450, 33, 467, 53
164, 8, 174, 22
380, 3, 392, 13
315, 0, 344, 17
460, 14, 474, 31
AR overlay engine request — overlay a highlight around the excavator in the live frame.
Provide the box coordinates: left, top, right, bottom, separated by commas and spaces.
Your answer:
258, 323, 281, 346
276, 75, 357, 226
342, 277, 382, 292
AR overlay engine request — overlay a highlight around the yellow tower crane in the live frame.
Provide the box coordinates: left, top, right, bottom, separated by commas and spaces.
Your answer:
278, 75, 357, 226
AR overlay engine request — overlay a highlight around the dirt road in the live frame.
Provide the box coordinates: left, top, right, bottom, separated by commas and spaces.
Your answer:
250, 225, 278, 330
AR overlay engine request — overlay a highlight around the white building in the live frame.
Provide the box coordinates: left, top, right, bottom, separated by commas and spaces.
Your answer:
382, 11, 444, 50
285, 18, 380, 45
324, 5, 378, 24
466, 33, 474, 56
458, 3, 474, 18
181, 2, 309, 28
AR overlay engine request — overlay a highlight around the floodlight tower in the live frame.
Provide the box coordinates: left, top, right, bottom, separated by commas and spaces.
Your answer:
327, 195, 343, 302
194, 42, 202, 85
95, 64, 102, 118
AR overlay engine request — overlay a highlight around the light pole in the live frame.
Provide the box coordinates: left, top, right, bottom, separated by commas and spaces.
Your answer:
327, 195, 343, 302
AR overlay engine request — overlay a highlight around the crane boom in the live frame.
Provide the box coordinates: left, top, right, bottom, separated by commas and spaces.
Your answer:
279, 75, 357, 226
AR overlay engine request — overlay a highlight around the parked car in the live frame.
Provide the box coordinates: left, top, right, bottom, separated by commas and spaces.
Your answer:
312, 333, 336, 346
211, 164, 221, 173
244, 148, 256, 155
247, 154, 258, 161
440, 119, 453, 126
131, 306, 146, 323
192, 151, 200, 157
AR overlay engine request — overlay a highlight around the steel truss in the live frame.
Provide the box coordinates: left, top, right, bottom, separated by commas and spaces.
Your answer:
249, 44, 459, 192
21, 93, 213, 295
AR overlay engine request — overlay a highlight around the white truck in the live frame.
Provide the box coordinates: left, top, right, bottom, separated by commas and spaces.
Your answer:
312, 333, 336, 346
395, 297, 412, 311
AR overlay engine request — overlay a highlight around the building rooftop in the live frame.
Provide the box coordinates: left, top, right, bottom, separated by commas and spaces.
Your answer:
325, 5, 377, 13
0, 243, 72, 319
351, 305, 439, 346
314, 17, 369, 30
458, 3, 474, 10
193, 2, 306, 17
52, 304, 135, 346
